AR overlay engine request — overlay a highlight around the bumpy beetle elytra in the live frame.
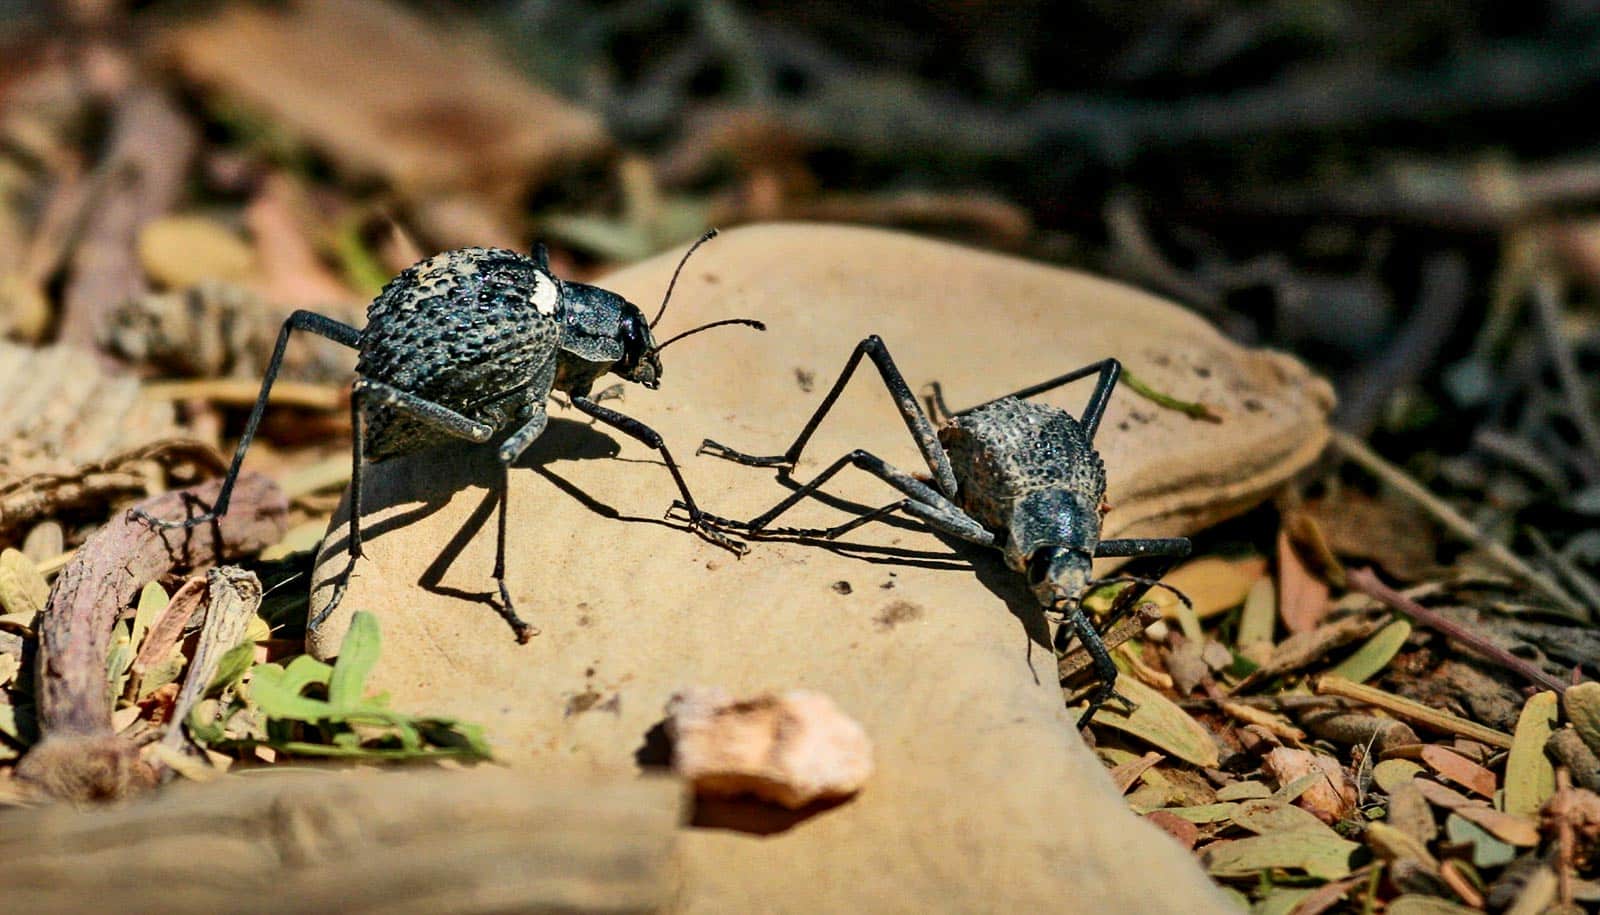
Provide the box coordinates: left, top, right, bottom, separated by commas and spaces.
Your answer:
135, 231, 761, 641
679, 336, 1191, 725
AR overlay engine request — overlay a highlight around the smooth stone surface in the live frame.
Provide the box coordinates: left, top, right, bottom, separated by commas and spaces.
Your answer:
310, 223, 1331, 913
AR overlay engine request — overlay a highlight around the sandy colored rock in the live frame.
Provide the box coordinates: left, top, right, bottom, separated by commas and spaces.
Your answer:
309, 222, 1331, 912
666, 686, 873, 808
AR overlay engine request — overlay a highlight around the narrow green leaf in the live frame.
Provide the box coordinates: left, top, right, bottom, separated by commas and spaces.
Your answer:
1251, 887, 1314, 915
1231, 798, 1341, 838
1158, 802, 1238, 823
328, 611, 380, 708
1202, 832, 1361, 880
1077, 674, 1221, 767
1386, 895, 1481, 915
1327, 619, 1411, 684
1503, 690, 1558, 817
131, 582, 168, 651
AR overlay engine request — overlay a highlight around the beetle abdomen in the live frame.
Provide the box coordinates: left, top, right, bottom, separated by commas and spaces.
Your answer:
358, 247, 562, 460
938, 397, 1105, 530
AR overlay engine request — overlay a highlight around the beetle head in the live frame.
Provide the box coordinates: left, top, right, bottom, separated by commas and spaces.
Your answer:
615, 303, 663, 389
1026, 544, 1094, 609
1007, 487, 1103, 606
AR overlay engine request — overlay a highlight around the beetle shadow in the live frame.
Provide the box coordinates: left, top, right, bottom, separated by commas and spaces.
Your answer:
315, 416, 683, 614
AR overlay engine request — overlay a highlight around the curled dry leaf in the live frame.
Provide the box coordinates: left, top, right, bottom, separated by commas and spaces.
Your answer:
665, 687, 873, 809
0, 548, 49, 617
1277, 527, 1330, 633
1263, 747, 1357, 824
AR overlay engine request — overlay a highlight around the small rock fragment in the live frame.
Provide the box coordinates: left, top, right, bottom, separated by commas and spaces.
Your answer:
665, 687, 873, 809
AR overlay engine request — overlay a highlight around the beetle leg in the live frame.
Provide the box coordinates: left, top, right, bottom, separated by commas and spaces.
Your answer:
571, 394, 747, 555
677, 448, 998, 548
698, 335, 958, 498
924, 358, 1123, 441
1059, 604, 1137, 728
133, 310, 360, 531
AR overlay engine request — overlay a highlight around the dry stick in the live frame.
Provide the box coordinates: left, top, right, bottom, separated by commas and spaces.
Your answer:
1314, 675, 1513, 749
1331, 430, 1587, 617
142, 378, 346, 411
15, 473, 286, 801
1530, 277, 1600, 483
57, 86, 197, 349
1346, 567, 1573, 695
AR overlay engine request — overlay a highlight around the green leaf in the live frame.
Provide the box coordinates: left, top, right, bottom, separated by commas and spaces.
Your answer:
1566, 681, 1600, 758
1386, 896, 1481, 915
205, 641, 257, 696
249, 662, 334, 720
1327, 619, 1411, 684
1444, 813, 1516, 868
1076, 674, 1221, 767
131, 582, 168, 651
1231, 799, 1341, 838
328, 611, 380, 708
1216, 781, 1273, 802
1504, 691, 1558, 817
1203, 832, 1361, 881
1251, 887, 1314, 915
1158, 802, 1238, 823
105, 619, 134, 696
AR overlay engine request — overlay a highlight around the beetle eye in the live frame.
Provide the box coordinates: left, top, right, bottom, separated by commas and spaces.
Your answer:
1026, 551, 1052, 587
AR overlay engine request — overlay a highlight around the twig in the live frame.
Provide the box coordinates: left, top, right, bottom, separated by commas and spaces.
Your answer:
57, 86, 197, 349
142, 378, 346, 411
1331, 430, 1587, 615
1058, 602, 1163, 682
1120, 369, 1223, 423
1346, 567, 1573, 694
1335, 251, 1470, 437
15, 473, 286, 801
1530, 276, 1600, 481
1314, 676, 1513, 749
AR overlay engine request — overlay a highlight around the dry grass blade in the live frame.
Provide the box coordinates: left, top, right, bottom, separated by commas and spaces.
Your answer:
1314, 676, 1514, 748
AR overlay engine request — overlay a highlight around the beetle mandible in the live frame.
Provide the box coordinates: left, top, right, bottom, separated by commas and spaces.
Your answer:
136, 230, 759, 641
678, 336, 1191, 725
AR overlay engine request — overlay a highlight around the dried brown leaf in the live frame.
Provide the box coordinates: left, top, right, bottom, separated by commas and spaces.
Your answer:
1419, 746, 1497, 798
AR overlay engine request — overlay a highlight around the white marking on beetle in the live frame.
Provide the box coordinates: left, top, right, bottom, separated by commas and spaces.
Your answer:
530, 271, 559, 315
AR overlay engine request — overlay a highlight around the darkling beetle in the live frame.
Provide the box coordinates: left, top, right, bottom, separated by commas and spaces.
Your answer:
135, 230, 761, 642
678, 336, 1192, 725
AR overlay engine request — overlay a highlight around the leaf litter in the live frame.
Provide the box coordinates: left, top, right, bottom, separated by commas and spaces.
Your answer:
2, 4, 1600, 912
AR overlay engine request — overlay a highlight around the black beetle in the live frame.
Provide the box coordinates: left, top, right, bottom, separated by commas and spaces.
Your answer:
680, 336, 1191, 725
137, 231, 759, 641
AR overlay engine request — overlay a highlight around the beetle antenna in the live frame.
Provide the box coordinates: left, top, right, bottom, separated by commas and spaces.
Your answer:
1082, 575, 1193, 610
652, 317, 766, 353
650, 228, 719, 328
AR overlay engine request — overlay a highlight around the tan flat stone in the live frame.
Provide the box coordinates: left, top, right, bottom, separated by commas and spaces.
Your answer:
309, 223, 1331, 913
